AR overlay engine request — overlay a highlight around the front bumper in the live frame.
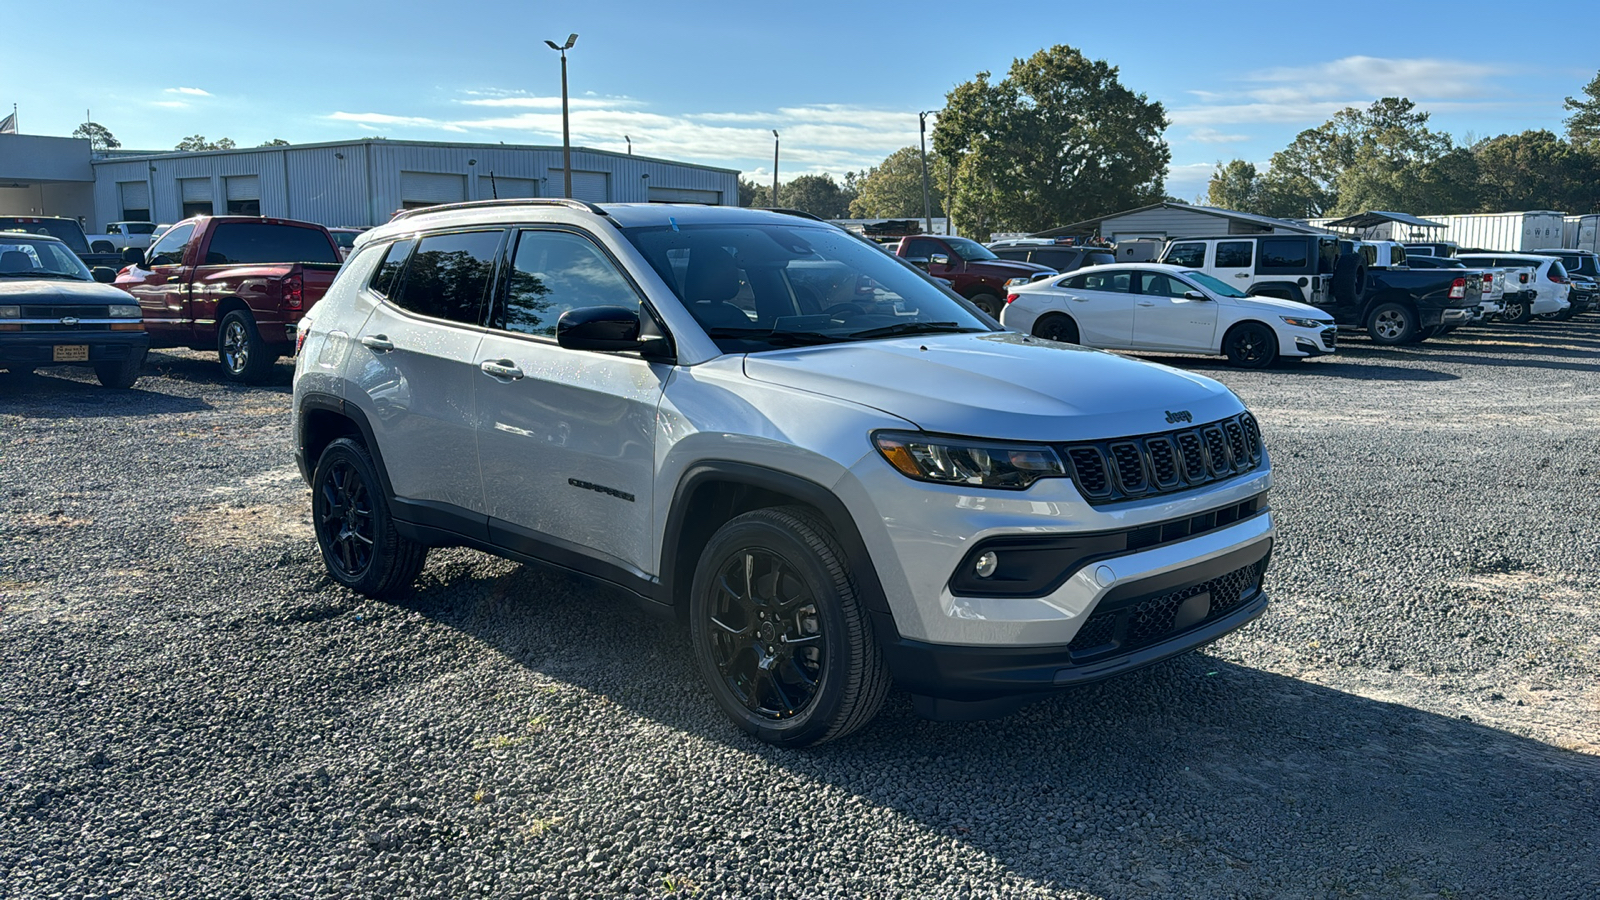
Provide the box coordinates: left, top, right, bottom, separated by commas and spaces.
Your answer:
1287, 326, 1337, 357
0, 332, 149, 367
884, 532, 1272, 717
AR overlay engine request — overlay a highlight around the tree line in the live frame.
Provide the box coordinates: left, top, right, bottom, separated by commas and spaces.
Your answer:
1206, 75, 1600, 218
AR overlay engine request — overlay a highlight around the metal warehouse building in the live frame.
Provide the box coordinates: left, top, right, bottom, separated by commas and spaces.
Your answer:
2, 133, 740, 230
1037, 201, 1326, 242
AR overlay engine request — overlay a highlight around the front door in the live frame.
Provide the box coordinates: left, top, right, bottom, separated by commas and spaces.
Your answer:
1056, 269, 1135, 347
352, 231, 503, 519
121, 221, 196, 346
474, 228, 665, 581
1132, 271, 1218, 352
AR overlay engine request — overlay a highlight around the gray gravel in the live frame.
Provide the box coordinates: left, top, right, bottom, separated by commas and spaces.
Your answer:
3, 321, 1599, 899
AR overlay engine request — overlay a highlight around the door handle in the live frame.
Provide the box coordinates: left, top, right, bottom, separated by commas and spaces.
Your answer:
480, 359, 524, 380
1233, 273, 1250, 278
1068, 296, 1089, 302
360, 334, 394, 352
1137, 301, 1156, 307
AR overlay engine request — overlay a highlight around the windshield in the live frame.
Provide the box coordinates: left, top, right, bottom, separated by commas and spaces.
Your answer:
1181, 271, 1248, 298
124, 222, 157, 235
944, 236, 997, 261
622, 223, 995, 353
332, 231, 359, 248
0, 237, 93, 279
0, 218, 90, 254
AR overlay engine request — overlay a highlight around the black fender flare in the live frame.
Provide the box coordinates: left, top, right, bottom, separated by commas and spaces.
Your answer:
296, 393, 395, 499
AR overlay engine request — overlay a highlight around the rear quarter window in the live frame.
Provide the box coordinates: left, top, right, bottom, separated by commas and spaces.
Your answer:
203, 223, 341, 265
1257, 238, 1308, 271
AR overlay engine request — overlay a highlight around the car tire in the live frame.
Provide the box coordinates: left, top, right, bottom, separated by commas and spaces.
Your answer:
1503, 297, 1533, 324
968, 292, 1003, 320
1032, 313, 1079, 344
218, 309, 279, 384
1365, 302, 1418, 345
689, 506, 890, 747
1332, 254, 1368, 305
311, 437, 428, 599
1221, 322, 1278, 369
94, 351, 145, 389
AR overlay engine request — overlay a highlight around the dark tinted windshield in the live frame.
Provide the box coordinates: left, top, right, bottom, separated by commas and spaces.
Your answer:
944, 237, 998, 261
623, 223, 993, 352
0, 236, 93, 279
331, 231, 360, 248
202, 223, 340, 265
0, 218, 90, 254
123, 222, 157, 235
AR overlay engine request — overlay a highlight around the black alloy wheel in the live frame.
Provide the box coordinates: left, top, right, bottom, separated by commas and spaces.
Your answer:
311, 438, 427, 598
1032, 314, 1079, 344
690, 507, 890, 747
1222, 322, 1278, 368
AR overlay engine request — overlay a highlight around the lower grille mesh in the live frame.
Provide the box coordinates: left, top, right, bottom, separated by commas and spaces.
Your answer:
1067, 559, 1267, 659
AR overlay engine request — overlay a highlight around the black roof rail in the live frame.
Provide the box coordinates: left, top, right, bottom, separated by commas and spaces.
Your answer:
388, 197, 610, 223
753, 207, 826, 222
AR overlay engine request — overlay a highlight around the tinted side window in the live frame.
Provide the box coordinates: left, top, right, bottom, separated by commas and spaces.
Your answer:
1258, 238, 1308, 270
147, 222, 196, 266
1215, 242, 1253, 268
1036, 249, 1083, 270
370, 239, 415, 299
903, 238, 942, 260
1082, 251, 1116, 267
391, 230, 503, 324
1165, 243, 1205, 268
203, 224, 340, 265
495, 230, 639, 337
1137, 272, 1187, 298
991, 248, 1029, 262
1082, 271, 1131, 292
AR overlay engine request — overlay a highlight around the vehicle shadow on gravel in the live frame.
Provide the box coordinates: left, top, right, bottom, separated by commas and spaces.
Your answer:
0, 370, 213, 417
141, 350, 295, 392
1133, 354, 1460, 382
395, 562, 1600, 899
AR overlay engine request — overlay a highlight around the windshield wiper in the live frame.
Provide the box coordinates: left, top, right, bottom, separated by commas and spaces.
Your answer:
704, 327, 850, 347
0, 271, 86, 280
846, 321, 984, 340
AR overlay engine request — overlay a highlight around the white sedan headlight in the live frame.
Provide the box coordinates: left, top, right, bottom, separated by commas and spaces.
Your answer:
1281, 316, 1329, 329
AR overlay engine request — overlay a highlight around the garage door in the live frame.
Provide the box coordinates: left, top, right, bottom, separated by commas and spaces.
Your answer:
480, 176, 537, 199
119, 181, 150, 217
648, 187, 721, 204
225, 175, 261, 215
180, 178, 213, 202
400, 171, 467, 209
549, 171, 609, 203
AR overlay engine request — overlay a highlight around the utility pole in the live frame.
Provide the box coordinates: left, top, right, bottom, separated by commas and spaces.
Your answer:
918, 111, 934, 235
544, 33, 579, 199
771, 130, 780, 207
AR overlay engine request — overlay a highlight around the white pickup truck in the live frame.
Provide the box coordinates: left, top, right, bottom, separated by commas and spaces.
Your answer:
85, 221, 159, 253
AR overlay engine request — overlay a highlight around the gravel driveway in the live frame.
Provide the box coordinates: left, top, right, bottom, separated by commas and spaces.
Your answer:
3, 320, 1598, 899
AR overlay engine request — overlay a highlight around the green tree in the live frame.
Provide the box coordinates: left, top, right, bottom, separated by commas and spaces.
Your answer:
1473, 130, 1600, 213
175, 135, 237, 151
258, 138, 291, 147
848, 146, 944, 219
776, 174, 852, 219
1562, 70, 1600, 145
71, 121, 120, 152
933, 44, 1169, 236
1205, 160, 1263, 212
738, 177, 766, 207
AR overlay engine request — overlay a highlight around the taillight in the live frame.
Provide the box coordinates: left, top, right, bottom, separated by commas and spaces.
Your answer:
1449, 277, 1466, 299
1548, 269, 1565, 283
284, 273, 304, 310
1519, 272, 1529, 284
295, 319, 311, 355
1005, 293, 1019, 304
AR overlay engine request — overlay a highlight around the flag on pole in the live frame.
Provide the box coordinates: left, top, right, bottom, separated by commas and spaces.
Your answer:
0, 107, 16, 134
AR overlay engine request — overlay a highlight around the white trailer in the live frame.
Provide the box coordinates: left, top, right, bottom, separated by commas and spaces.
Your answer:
1422, 211, 1566, 252
1565, 214, 1599, 253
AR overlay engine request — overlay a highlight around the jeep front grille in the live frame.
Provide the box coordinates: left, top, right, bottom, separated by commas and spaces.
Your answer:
1057, 413, 1263, 505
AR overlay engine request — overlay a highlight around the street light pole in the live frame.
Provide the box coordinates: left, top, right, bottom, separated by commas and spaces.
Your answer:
625, 134, 632, 155
771, 130, 780, 207
544, 33, 579, 199
918, 111, 934, 235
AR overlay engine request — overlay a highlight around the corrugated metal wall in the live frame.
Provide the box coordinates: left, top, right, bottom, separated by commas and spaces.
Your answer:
1101, 208, 1271, 241
91, 140, 740, 228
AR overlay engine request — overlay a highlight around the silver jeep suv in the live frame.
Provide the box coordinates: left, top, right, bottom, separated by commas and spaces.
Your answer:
292, 200, 1277, 746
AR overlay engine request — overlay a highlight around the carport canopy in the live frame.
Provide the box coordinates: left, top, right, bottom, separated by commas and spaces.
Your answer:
1320, 211, 1446, 231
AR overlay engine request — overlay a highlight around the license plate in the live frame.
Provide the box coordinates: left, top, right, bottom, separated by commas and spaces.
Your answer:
53, 345, 90, 362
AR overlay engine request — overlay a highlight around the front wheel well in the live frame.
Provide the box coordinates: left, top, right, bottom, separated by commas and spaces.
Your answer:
665, 480, 822, 617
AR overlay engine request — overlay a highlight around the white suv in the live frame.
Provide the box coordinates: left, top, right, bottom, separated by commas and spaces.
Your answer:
292, 201, 1277, 746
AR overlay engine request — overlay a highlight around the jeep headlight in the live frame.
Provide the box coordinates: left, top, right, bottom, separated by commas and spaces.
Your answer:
1281, 316, 1327, 329
874, 431, 1065, 490
109, 305, 140, 318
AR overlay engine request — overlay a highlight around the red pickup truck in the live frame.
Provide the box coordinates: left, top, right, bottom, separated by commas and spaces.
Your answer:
893, 235, 1055, 318
115, 216, 342, 383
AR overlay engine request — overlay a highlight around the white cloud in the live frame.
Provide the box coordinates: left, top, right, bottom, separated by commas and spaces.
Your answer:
328, 111, 441, 127
1164, 162, 1219, 203
150, 101, 189, 109
1187, 128, 1250, 144
1169, 56, 1508, 131
165, 87, 211, 96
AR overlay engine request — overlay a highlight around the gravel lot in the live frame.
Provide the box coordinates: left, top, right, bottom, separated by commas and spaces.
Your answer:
3, 319, 1599, 899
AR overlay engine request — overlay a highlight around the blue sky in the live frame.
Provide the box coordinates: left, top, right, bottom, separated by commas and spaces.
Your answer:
9, 1, 1597, 201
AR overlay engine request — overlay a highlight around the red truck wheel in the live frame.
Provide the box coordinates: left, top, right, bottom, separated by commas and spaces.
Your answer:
218, 310, 280, 384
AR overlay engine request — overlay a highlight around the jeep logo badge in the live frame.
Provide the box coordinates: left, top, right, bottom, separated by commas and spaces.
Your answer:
1165, 410, 1192, 424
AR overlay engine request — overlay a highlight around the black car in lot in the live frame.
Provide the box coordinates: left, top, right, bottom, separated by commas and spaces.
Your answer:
0, 234, 148, 388
987, 240, 1116, 274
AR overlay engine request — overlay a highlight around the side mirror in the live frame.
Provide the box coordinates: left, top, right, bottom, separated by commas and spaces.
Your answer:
929, 253, 951, 266
122, 247, 145, 266
556, 306, 671, 358
1184, 290, 1208, 301
91, 266, 117, 283
905, 256, 931, 271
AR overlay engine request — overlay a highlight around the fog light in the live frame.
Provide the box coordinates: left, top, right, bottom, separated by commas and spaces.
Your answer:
975, 551, 998, 578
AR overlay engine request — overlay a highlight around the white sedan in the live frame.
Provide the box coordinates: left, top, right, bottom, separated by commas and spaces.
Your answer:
1000, 262, 1338, 368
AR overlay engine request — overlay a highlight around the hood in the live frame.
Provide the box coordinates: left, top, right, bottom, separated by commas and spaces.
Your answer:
1229, 293, 1331, 318
973, 258, 1056, 277
742, 332, 1242, 442
0, 279, 132, 304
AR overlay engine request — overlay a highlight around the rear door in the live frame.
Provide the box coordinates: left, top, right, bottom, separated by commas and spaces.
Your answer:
473, 227, 666, 580
1056, 269, 1135, 347
1132, 271, 1218, 352
1212, 240, 1256, 290
353, 230, 503, 520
